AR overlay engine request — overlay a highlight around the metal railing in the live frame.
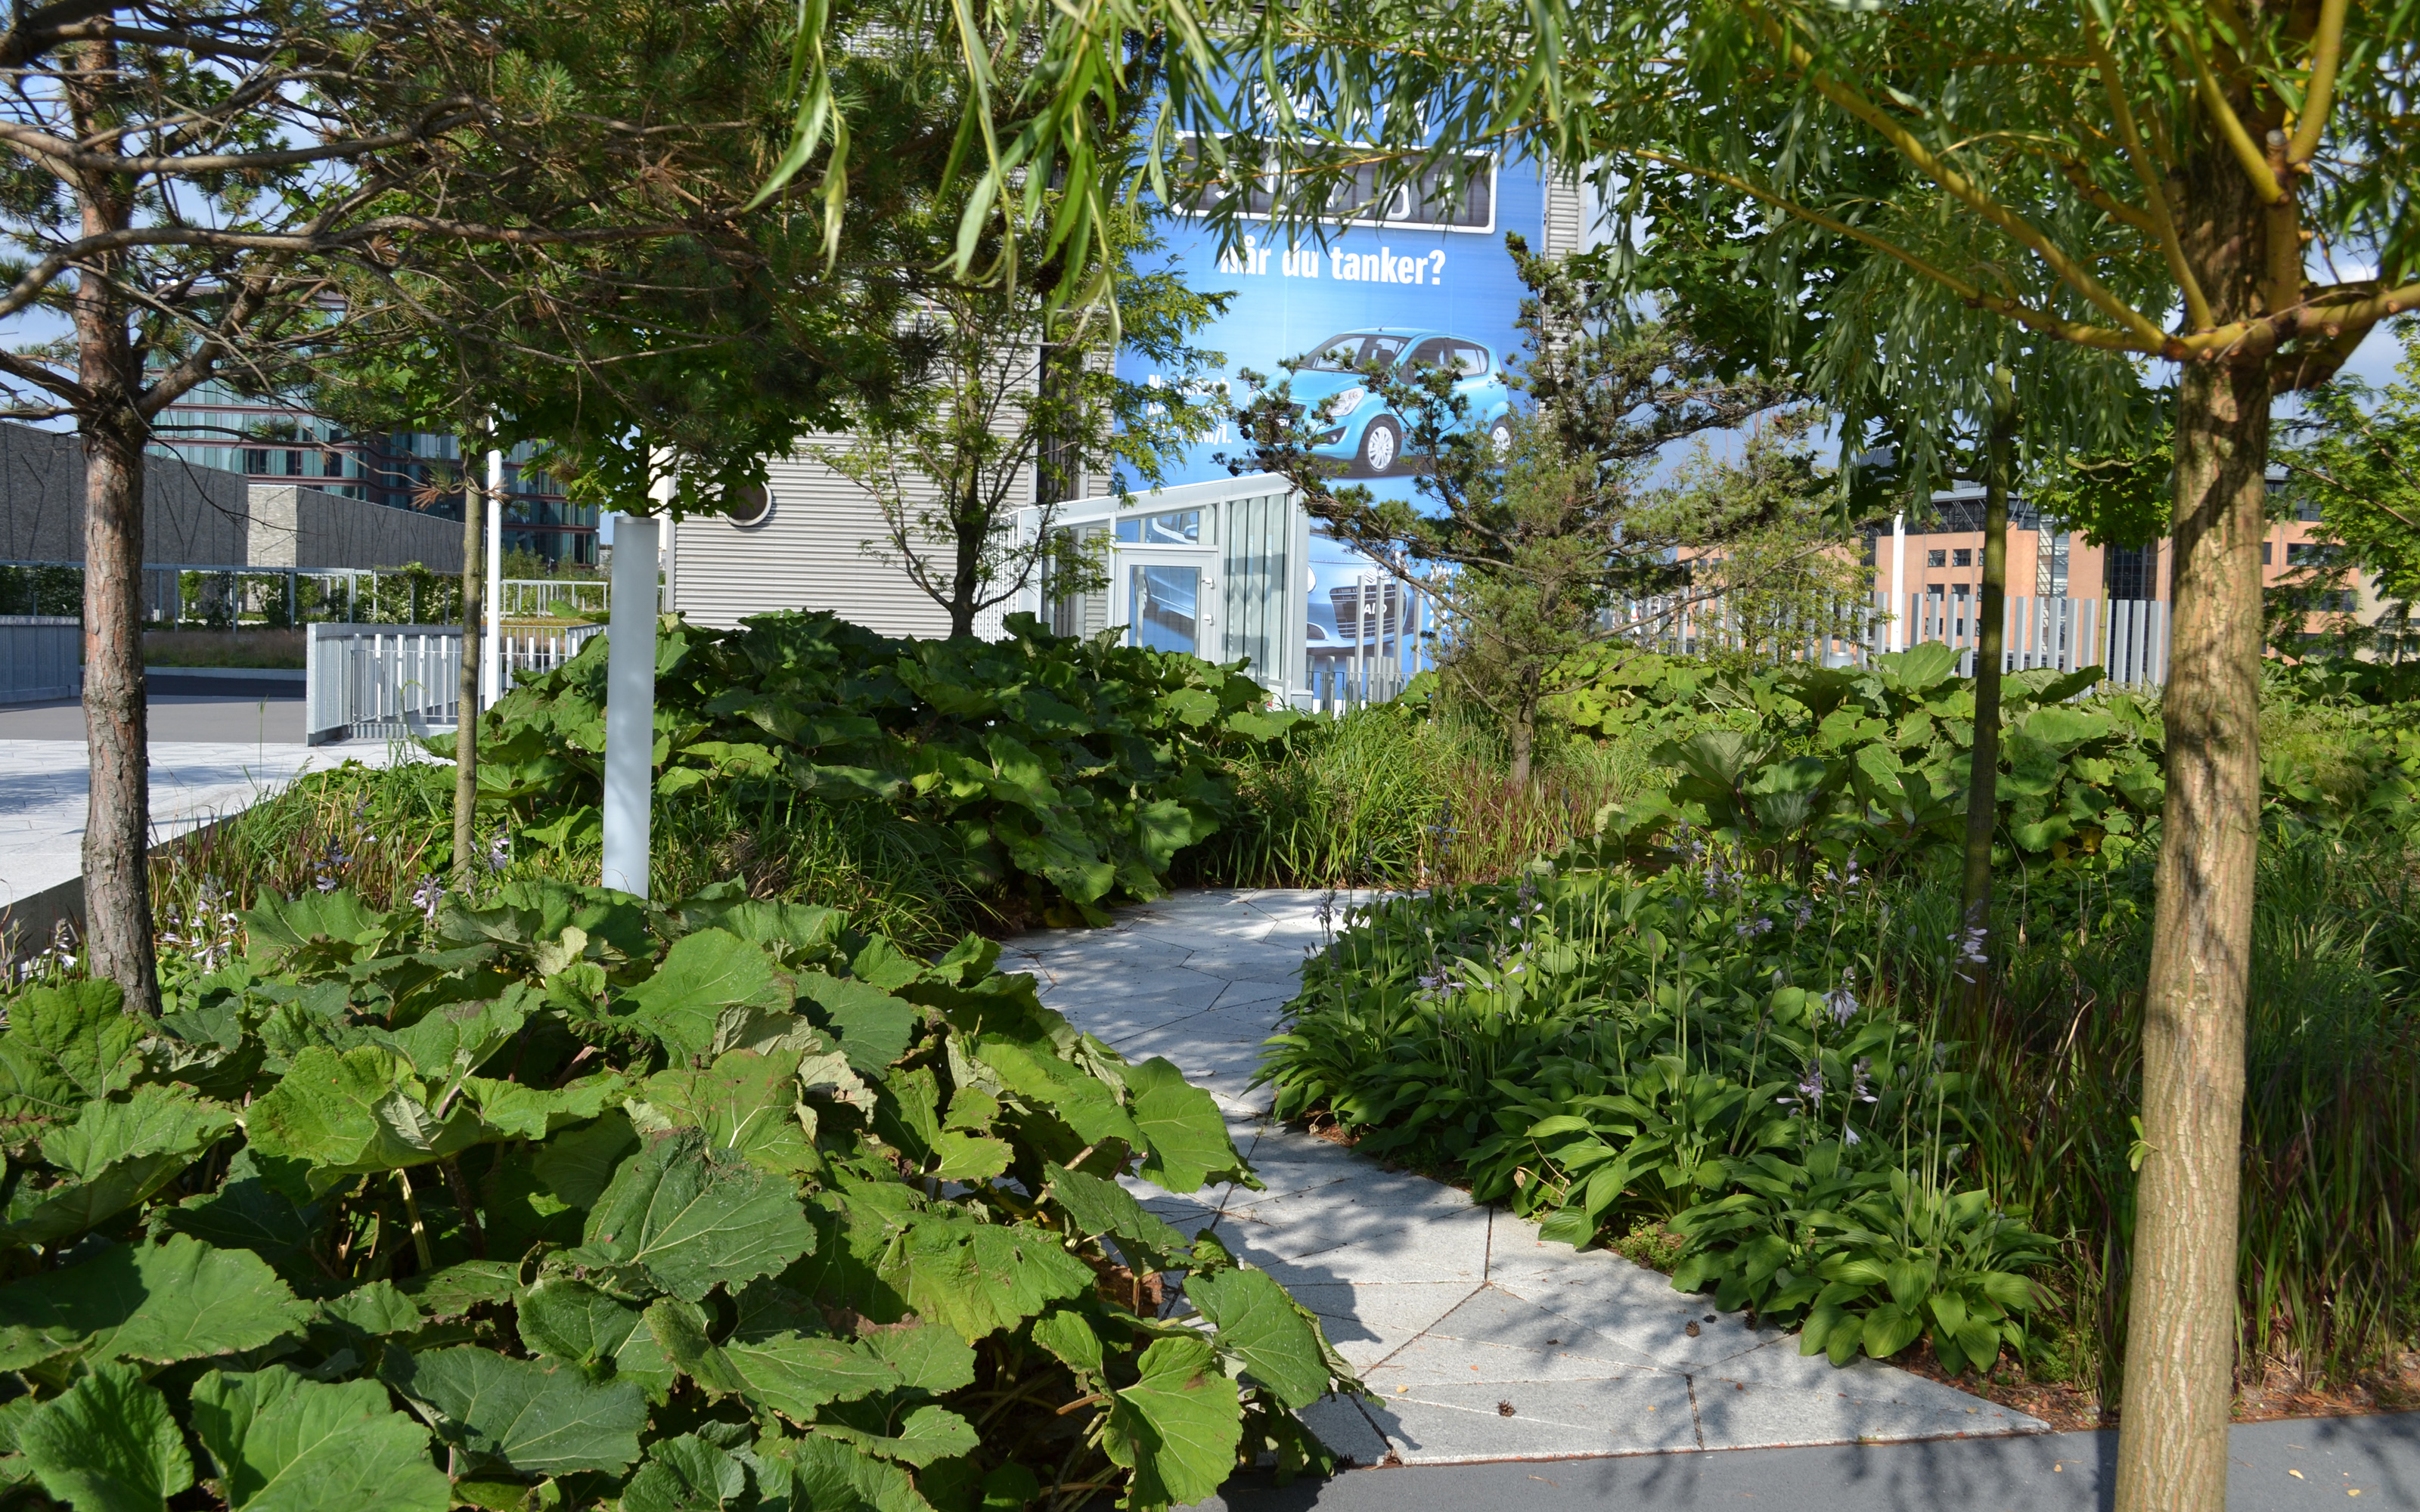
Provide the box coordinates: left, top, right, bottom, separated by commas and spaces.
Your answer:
1609, 591, 2171, 689
498, 623, 603, 679
501, 578, 607, 618
304, 621, 607, 743
306, 624, 461, 744
0, 558, 457, 627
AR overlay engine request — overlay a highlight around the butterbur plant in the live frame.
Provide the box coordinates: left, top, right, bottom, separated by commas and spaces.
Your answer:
0, 879, 1357, 1510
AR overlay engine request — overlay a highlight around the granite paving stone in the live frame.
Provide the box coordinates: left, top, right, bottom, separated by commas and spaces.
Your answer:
1009, 888, 2049, 1467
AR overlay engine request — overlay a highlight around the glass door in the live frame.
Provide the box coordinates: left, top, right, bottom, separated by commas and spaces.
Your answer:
1117, 550, 1216, 655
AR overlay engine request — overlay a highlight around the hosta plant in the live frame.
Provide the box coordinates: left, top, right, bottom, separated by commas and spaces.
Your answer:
0, 881, 1357, 1510
1259, 860, 2052, 1375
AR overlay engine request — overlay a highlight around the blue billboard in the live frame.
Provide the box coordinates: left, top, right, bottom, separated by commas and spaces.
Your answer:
1121, 153, 1547, 662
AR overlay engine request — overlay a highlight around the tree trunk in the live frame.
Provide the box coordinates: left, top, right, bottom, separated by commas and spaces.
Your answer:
454, 443, 485, 884
2111, 367, 2269, 1511
950, 489, 981, 638
2109, 114, 2279, 1507
79, 413, 157, 1013
69, 35, 157, 1012
1507, 685, 1537, 790
1957, 372, 2017, 984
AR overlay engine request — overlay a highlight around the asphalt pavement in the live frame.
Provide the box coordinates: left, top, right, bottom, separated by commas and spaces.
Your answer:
0, 692, 306, 743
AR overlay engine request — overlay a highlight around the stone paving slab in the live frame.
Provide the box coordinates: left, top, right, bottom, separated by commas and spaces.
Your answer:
0, 738, 412, 922
1006, 888, 2049, 1467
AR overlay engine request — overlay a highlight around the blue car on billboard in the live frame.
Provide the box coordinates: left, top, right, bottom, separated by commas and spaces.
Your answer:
1288, 327, 1515, 477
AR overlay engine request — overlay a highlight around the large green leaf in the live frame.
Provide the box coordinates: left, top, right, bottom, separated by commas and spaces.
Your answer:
17, 1362, 194, 1512
1185, 1266, 1330, 1410
2, 1149, 209, 1247
529, 1111, 638, 1209
379, 985, 532, 1082
514, 1279, 674, 1399
619, 929, 791, 1064
639, 1049, 819, 1176
39, 1083, 237, 1182
1106, 1336, 1243, 1509
621, 1434, 749, 1512
246, 1046, 482, 1174
0, 980, 136, 1132
812, 1405, 979, 1467
650, 1297, 971, 1426
381, 1346, 646, 1475
0, 1235, 310, 1369
969, 1036, 1139, 1150
188, 1368, 448, 1512
1045, 1164, 1189, 1272
566, 1129, 816, 1301
464, 1070, 629, 1142
877, 1211, 1094, 1343
796, 974, 918, 1072
753, 1432, 931, 1512
1124, 1057, 1249, 1194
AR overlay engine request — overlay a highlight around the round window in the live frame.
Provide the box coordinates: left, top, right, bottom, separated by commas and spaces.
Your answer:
728, 484, 774, 528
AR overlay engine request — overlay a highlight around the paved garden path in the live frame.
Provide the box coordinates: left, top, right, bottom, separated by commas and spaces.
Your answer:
1007, 888, 2048, 1467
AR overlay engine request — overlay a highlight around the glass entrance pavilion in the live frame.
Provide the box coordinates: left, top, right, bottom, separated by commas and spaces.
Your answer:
1013, 472, 1427, 708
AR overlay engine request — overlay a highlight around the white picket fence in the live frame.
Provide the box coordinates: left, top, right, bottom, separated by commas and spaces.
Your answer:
305, 622, 607, 744
1613, 592, 2170, 688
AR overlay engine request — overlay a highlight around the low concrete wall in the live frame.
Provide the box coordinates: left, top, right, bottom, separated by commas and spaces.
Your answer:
0, 422, 249, 564
247, 485, 463, 573
0, 615, 78, 703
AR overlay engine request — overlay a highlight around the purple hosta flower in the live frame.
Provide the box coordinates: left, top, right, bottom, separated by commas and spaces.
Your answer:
411, 874, 447, 924
1792, 899, 1814, 931
312, 838, 352, 893
1516, 875, 1540, 916
1734, 914, 1773, 939
1843, 1126, 1863, 1147
1315, 891, 1337, 931
1779, 1062, 1826, 1110
1850, 1056, 1878, 1105
1949, 925, 1990, 981
486, 827, 510, 873
1417, 963, 1457, 996
1825, 971, 1860, 1025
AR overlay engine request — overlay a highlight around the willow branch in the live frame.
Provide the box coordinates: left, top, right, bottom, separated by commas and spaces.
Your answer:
2083, 13, 2212, 332
2175, 26, 2283, 203
1749, 5, 2173, 349
2180, 280, 2420, 370
2285, 0, 2347, 165
1621, 147, 2156, 355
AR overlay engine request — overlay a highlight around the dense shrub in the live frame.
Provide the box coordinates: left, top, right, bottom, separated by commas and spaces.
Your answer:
1266, 644, 2420, 1402
0, 880, 1355, 1510
471, 613, 1301, 925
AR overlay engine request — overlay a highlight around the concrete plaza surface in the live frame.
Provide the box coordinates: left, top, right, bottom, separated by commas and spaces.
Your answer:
0, 731, 408, 926
1006, 890, 2048, 1470
1195, 1411, 2420, 1511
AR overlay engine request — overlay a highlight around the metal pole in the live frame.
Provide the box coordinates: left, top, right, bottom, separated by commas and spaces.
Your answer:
482, 449, 504, 707
1888, 512, 1907, 652
601, 475, 669, 898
